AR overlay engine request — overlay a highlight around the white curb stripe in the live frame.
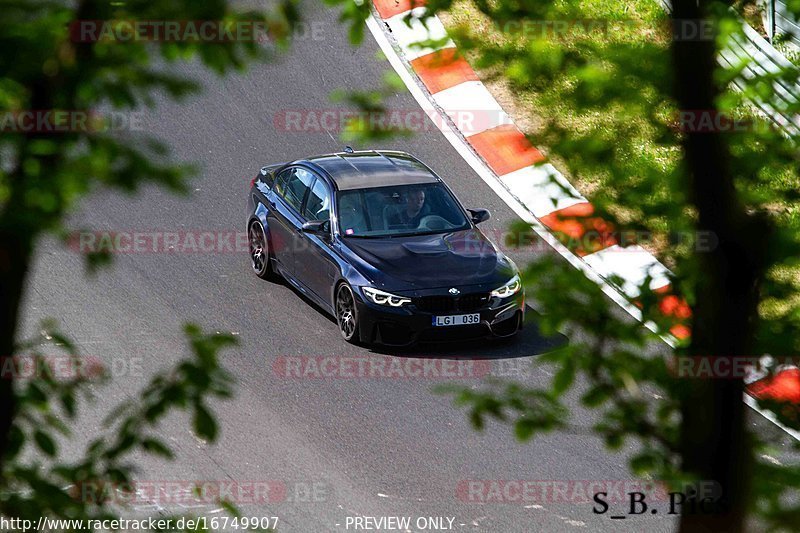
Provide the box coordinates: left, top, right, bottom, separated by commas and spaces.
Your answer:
385, 7, 455, 61
497, 164, 587, 218
582, 245, 672, 299
431, 81, 513, 137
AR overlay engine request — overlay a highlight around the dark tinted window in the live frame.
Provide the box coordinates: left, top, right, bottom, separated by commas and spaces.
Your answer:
337, 183, 470, 237
273, 168, 291, 196
277, 167, 314, 212
303, 178, 332, 221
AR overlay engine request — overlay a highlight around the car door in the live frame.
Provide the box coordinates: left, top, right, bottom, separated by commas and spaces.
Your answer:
267, 166, 313, 278
294, 174, 339, 305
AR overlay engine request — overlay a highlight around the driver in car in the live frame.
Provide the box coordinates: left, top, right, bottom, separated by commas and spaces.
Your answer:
387, 188, 427, 228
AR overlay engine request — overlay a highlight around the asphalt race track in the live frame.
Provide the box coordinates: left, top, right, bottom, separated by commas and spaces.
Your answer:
20, 3, 787, 532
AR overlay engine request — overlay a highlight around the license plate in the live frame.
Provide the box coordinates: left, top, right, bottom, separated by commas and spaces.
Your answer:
432, 313, 480, 327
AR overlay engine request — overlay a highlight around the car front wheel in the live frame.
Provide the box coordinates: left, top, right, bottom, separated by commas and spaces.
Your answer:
336, 283, 360, 344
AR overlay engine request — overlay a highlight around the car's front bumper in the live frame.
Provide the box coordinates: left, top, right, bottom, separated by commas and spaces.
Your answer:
353, 286, 525, 346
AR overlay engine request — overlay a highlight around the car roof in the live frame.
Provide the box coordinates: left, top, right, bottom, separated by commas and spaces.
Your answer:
301, 150, 440, 191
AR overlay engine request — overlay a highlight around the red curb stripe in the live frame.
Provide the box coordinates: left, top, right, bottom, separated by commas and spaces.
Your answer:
659, 294, 692, 320
538, 202, 617, 256
631, 284, 692, 339
748, 368, 800, 403
410, 48, 478, 94
467, 126, 545, 176
669, 324, 691, 340
373, 0, 425, 19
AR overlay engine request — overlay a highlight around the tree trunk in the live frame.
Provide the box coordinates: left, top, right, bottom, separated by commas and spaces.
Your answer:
0, 229, 32, 471
0, 0, 94, 474
671, 1, 767, 531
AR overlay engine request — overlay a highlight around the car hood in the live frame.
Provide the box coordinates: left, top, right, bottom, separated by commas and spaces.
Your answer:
340, 229, 516, 291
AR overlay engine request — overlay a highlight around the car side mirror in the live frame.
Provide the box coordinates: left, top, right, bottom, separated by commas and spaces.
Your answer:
301, 219, 330, 236
469, 208, 491, 224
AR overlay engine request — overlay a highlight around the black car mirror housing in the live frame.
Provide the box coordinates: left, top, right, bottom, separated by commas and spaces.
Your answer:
469, 208, 491, 224
302, 219, 330, 235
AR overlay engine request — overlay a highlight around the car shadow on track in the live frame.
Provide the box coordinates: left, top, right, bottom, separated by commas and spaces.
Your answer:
276, 277, 567, 361
370, 306, 567, 361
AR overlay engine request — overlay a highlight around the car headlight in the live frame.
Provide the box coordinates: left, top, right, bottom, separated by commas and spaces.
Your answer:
362, 287, 411, 307
491, 274, 521, 298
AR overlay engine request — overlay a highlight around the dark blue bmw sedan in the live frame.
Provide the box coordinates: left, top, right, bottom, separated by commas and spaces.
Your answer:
246, 149, 524, 346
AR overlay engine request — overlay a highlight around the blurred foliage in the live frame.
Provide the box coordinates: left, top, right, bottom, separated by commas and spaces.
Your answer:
2, 322, 251, 531
0, 0, 315, 530
331, 71, 414, 142
353, 0, 800, 530
0, 0, 302, 241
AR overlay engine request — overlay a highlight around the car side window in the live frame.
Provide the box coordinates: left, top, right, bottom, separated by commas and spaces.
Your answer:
279, 167, 314, 213
303, 178, 332, 222
273, 168, 292, 196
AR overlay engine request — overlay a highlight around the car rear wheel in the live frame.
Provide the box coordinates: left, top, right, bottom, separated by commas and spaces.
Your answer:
248, 220, 276, 280
336, 284, 360, 344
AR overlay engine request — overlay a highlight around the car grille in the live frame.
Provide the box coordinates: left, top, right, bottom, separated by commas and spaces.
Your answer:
413, 293, 490, 313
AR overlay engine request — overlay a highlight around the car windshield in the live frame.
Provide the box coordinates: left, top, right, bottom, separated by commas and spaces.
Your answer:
336, 183, 471, 238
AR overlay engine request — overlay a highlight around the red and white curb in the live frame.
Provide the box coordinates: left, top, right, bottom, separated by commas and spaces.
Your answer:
368, 0, 800, 439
